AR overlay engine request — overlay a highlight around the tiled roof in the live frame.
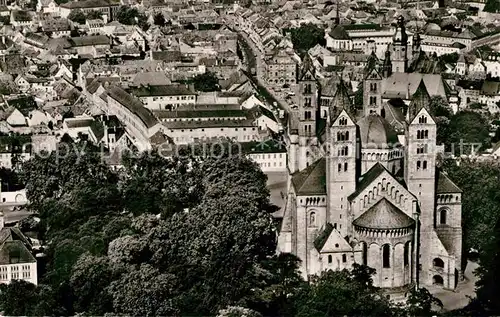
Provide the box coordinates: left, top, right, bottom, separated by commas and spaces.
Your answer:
241, 139, 287, 154
163, 118, 255, 129
6, 96, 37, 116
0, 240, 36, 265
70, 35, 109, 47
314, 222, 333, 251
329, 80, 355, 121
408, 79, 431, 121
436, 170, 462, 194
65, 117, 93, 129
383, 73, 447, 100
60, 0, 118, 9
155, 109, 249, 119
329, 25, 350, 40
106, 86, 158, 129
131, 84, 194, 97
353, 198, 415, 230
152, 50, 183, 62
0, 226, 34, 265
357, 113, 399, 148
348, 162, 386, 201
291, 158, 326, 195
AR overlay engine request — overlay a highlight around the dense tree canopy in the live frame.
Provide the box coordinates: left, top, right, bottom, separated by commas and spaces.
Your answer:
193, 71, 220, 92
153, 12, 166, 27
116, 6, 149, 31
67, 10, 86, 24
442, 159, 500, 254
428, 96, 452, 145
430, 100, 491, 155
447, 111, 491, 155
12, 140, 452, 316
439, 52, 459, 65
289, 23, 326, 54
484, 0, 500, 13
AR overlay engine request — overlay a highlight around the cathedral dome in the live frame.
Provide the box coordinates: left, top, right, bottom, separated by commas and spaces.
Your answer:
357, 114, 400, 149
353, 198, 414, 230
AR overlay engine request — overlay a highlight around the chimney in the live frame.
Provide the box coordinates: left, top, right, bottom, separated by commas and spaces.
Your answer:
2, 36, 5, 45
0, 211, 4, 229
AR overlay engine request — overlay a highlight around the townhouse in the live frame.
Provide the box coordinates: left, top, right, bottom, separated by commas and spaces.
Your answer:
129, 84, 197, 111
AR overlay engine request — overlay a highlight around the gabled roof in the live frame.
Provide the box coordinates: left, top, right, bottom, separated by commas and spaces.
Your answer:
318, 226, 352, 253
0, 240, 36, 265
291, 158, 326, 195
106, 86, 158, 129
298, 54, 315, 81
329, 24, 350, 40
348, 163, 386, 201
364, 66, 382, 80
408, 79, 431, 121
353, 198, 414, 230
314, 222, 333, 251
436, 170, 462, 194
329, 80, 355, 123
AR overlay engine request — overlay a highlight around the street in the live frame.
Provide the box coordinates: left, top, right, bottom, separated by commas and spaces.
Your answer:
236, 28, 292, 115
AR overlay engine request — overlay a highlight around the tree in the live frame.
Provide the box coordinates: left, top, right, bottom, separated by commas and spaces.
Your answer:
153, 13, 166, 27
70, 254, 114, 315
0, 280, 38, 316
475, 217, 500, 314
116, 6, 148, 30
20, 141, 118, 210
484, 0, 500, 13
439, 52, 459, 65
107, 264, 179, 316
121, 152, 203, 217
116, 6, 138, 25
294, 265, 393, 317
446, 111, 491, 155
68, 9, 86, 24
442, 159, 500, 258
245, 253, 305, 316
428, 96, 453, 145
86, 10, 102, 20
217, 306, 263, 317
404, 287, 443, 317
289, 24, 326, 55
193, 72, 220, 92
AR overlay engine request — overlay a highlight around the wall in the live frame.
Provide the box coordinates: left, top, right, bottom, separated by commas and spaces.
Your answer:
248, 151, 286, 172
0, 262, 37, 286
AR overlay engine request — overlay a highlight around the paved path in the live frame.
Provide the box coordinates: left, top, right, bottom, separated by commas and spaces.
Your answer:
430, 261, 479, 311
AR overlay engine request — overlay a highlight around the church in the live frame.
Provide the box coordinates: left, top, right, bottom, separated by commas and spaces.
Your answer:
278, 16, 463, 298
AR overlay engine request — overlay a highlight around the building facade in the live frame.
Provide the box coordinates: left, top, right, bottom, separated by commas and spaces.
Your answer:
279, 18, 462, 299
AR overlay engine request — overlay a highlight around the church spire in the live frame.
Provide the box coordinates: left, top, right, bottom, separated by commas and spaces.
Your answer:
298, 53, 315, 81
408, 79, 430, 121
382, 47, 392, 78
329, 79, 354, 124
335, 0, 340, 25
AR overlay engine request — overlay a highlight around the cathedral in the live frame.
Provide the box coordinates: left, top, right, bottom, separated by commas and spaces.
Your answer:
278, 16, 463, 298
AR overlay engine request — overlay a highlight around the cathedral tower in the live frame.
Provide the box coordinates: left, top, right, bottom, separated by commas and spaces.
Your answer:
392, 16, 408, 74
363, 68, 383, 117
327, 81, 358, 237
404, 80, 437, 285
295, 54, 319, 170
382, 48, 392, 78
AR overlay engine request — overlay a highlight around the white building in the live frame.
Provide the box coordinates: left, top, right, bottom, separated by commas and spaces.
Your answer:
105, 86, 162, 151
0, 214, 38, 286
244, 139, 287, 172
130, 85, 197, 111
